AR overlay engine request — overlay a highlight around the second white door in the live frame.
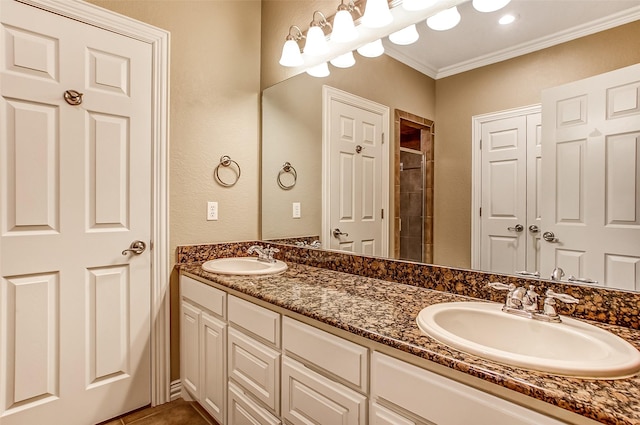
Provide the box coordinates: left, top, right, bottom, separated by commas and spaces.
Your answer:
323, 87, 389, 257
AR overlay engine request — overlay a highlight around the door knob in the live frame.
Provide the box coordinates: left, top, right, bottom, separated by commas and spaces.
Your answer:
507, 224, 524, 232
332, 228, 349, 238
542, 231, 558, 242
528, 225, 539, 233
122, 240, 147, 255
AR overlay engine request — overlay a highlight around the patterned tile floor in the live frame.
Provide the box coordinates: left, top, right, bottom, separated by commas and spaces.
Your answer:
100, 399, 217, 425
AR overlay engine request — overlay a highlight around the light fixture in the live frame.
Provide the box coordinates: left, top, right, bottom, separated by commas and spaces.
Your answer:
389, 24, 419, 45
472, 0, 511, 13
402, 0, 437, 11
332, 1, 361, 43
330, 51, 356, 68
304, 11, 332, 56
279, 26, 305, 67
426, 6, 461, 31
499, 14, 517, 25
361, 0, 393, 29
356, 39, 384, 58
306, 62, 330, 77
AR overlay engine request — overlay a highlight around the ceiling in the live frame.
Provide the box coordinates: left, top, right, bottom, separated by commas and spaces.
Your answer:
382, 0, 640, 79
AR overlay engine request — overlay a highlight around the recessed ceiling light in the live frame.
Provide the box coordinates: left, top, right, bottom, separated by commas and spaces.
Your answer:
499, 14, 517, 25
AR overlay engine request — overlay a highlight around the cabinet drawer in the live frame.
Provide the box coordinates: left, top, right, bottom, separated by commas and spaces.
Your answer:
181, 275, 226, 318
228, 382, 281, 425
371, 352, 566, 425
283, 317, 368, 391
282, 356, 366, 425
370, 402, 417, 425
228, 327, 280, 413
228, 295, 280, 346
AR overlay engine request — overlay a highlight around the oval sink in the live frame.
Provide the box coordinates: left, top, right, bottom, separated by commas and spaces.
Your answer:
202, 257, 287, 276
416, 302, 640, 378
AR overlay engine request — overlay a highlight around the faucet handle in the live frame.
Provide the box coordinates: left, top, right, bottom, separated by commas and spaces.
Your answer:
545, 289, 579, 304
486, 282, 510, 291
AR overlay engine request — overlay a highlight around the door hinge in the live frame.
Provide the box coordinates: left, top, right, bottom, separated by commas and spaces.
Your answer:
381, 209, 384, 219
479, 139, 482, 150
479, 207, 482, 217
382, 133, 385, 144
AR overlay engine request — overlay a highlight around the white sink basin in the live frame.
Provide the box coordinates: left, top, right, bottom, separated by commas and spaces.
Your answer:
416, 302, 640, 378
202, 257, 287, 275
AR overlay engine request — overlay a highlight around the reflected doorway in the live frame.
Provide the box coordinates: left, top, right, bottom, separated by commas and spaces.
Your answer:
394, 110, 434, 263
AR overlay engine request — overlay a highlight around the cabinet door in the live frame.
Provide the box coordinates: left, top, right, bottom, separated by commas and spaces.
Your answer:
371, 402, 417, 425
181, 300, 201, 399
282, 356, 366, 425
200, 313, 226, 424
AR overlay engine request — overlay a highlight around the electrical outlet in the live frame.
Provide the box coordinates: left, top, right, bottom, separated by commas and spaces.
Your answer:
292, 202, 301, 218
207, 201, 218, 221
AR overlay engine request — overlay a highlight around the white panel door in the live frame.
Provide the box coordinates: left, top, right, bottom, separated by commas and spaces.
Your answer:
324, 87, 389, 257
0, 1, 152, 424
480, 116, 527, 274
541, 63, 640, 289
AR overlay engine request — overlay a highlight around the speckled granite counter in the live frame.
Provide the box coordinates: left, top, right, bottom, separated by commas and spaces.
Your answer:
180, 261, 640, 425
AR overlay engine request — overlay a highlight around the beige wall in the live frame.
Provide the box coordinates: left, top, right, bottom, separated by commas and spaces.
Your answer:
89, 0, 262, 261
433, 20, 640, 268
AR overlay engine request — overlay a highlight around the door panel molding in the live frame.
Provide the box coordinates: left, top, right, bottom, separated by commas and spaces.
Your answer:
4, 0, 170, 406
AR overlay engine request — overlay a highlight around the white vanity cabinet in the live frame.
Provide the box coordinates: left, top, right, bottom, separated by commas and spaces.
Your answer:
180, 275, 227, 424
281, 317, 368, 425
227, 295, 282, 423
371, 352, 567, 425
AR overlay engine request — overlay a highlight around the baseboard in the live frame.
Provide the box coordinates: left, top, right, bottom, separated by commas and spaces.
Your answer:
170, 380, 182, 401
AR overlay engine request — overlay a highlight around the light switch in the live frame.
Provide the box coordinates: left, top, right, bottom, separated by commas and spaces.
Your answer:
207, 201, 218, 220
292, 202, 301, 218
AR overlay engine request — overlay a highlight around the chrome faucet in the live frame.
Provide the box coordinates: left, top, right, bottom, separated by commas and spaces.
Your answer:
247, 245, 279, 263
487, 282, 579, 323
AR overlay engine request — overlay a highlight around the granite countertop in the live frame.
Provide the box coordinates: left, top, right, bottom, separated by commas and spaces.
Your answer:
180, 262, 640, 425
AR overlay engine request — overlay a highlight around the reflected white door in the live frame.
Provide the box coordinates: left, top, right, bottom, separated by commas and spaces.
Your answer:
0, 1, 152, 424
480, 116, 528, 274
323, 87, 389, 257
541, 63, 640, 290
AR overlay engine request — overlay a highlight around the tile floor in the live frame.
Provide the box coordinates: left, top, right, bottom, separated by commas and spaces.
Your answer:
100, 399, 218, 425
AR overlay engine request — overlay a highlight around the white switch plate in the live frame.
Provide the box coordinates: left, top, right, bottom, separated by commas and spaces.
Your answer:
207, 201, 218, 221
292, 202, 301, 218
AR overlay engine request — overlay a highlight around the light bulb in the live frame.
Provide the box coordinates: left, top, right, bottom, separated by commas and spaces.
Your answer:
279, 39, 303, 67
356, 39, 384, 58
304, 26, 329, 56
402, 0, 436, 11
389, 24, 419, 45
330, 51, 356, 68
426, 6, 461, 31
332, 9, 358, 43
361, 0, 393, 29
472, 0, 511, 13
306, 62, 330, 77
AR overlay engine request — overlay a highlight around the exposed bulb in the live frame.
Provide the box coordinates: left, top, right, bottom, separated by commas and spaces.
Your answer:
426, 6, 461, 31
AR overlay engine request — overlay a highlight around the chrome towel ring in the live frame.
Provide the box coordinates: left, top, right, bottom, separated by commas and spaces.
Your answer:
277, 162, 297, 190
214, 155, 241, 187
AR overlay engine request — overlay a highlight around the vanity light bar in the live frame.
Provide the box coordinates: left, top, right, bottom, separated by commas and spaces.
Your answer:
280, 0, 512, 76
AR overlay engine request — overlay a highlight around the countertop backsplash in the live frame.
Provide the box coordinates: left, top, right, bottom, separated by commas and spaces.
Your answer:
176, 241, 640, 330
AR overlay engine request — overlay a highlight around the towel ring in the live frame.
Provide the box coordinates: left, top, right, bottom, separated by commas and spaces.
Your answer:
277, 162, 297, 190
214, 155, 241, 187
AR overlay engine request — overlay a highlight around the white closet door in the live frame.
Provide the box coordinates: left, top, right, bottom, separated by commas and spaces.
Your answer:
541, 63, 640, 289
480, 116, 528, 274
0, 1, 153, 424
324, 87, 389, 257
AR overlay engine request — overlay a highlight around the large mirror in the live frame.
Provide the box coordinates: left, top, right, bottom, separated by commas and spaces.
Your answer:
261, 1, 640, 289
